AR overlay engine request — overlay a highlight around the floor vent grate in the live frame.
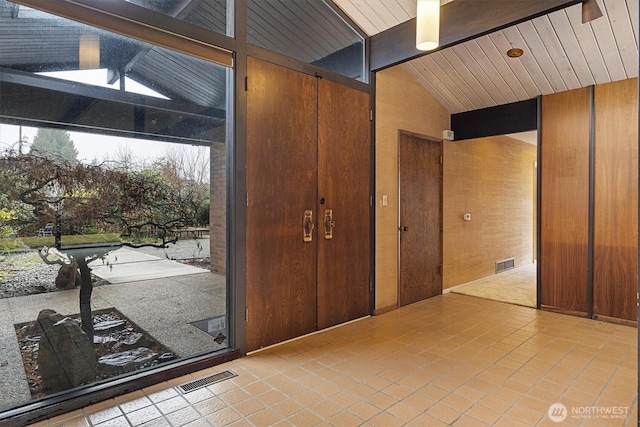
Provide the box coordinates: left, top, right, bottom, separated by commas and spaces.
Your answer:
496, 257, 515, 273
177, 370, 237, 394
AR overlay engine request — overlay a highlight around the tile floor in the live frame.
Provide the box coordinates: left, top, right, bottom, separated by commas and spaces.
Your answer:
449, 263, 537, 308
28, 293, 637, 426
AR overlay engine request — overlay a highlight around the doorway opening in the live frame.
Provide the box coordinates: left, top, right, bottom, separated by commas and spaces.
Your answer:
445, 131, 537, 308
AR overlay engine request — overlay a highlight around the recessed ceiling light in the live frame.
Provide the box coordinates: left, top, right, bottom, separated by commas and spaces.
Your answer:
507, 48, 524, 58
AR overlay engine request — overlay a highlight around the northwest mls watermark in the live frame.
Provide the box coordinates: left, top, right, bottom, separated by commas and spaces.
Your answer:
548, 403, 630, 423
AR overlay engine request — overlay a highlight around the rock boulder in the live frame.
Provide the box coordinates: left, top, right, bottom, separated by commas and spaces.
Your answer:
36, 309, 98, 394
54, 265, 81, 290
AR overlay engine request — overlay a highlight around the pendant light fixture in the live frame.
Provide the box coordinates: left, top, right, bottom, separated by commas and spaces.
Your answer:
79, 33, 100, 70
416, 0, 440, 51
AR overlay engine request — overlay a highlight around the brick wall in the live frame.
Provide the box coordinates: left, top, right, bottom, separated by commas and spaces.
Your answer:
210, 142, 226, 274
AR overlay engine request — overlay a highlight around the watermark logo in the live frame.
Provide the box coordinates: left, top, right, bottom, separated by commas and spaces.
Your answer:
548, 403, 568, 422
548, 403, 630, 422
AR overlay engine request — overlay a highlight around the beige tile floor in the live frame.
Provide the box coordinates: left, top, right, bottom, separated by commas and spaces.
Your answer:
449, 263, 537, 308
28, 293, 637, 427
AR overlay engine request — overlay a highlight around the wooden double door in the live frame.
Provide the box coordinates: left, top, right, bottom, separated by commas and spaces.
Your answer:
246, 58, 371, 351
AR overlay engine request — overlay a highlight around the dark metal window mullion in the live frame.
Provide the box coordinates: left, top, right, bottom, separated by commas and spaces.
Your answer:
587, 85, 595, 319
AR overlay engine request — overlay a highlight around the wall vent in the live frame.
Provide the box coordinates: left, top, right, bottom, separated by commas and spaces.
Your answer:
177, 370, 237, 394
496, 257, 515, 273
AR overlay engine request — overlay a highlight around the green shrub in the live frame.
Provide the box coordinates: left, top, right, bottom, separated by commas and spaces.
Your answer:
0, 233, 121, 251
0, 208, 17, 238
0, 237, 26, 252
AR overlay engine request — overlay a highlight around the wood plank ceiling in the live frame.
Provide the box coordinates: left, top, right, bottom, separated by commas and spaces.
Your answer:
2, 0, 636, 117
334, 0, 638, 114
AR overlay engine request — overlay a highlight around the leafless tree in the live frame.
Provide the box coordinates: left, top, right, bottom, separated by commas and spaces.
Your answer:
161, 145, 210, 185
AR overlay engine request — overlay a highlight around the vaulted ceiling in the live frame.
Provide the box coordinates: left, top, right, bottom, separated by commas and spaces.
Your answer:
334, 0, 638, 114
2, 0, 636, 120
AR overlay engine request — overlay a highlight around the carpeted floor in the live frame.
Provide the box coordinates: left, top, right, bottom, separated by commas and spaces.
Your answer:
448, 263, 536, 308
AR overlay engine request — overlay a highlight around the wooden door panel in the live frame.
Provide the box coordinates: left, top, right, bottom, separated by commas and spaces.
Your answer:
540, 88, 590, 315
593, 78, 638, 322
317, 79, 371, 329
399, 133, 442, 306
246, 57, 318, 351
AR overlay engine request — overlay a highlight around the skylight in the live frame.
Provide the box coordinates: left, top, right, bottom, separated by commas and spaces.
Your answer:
38, 69, 170, 100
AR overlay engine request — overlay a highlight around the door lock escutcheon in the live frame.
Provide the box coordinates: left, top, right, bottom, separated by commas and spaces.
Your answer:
324, 209, 335, 240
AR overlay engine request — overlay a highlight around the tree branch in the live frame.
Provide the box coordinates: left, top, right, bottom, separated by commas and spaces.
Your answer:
38, 246, 72, 266
121, 238, 178, 249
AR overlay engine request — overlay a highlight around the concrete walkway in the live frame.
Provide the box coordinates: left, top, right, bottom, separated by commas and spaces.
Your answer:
128, 238, 209, 260
89, 246, 207, 284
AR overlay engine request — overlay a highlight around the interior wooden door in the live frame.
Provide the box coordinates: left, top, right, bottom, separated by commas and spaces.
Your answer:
317, 79, 371, 329
398, 133, 442, 306
246, 57, 318, 351
540, 88, 590, 316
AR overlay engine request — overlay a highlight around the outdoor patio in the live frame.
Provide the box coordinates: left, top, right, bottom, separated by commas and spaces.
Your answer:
0, 241, 227, 412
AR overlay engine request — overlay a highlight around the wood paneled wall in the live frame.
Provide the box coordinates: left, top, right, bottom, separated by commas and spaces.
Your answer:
443, 135, 537, 288
375, 66, 449, 312
540, 78, 638, 324
376, 69, 637, 323
540, 88, 591, 316
593, 79, 638, 323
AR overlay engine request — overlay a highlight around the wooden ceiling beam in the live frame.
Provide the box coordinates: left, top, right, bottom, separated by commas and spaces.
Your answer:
0, 67, 221, 118
11, 0, 234, 67
370, 0, 584, 71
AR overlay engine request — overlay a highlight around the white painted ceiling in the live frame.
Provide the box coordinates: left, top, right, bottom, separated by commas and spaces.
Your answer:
334, 0, 638, 114
507, 130, 538, 146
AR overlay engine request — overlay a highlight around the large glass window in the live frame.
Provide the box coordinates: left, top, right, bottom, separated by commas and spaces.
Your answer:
125, 0, 228, 36
0, 0, 229, 412
247, 0, 366, 81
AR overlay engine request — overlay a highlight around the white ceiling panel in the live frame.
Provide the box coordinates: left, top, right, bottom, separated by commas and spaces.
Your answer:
427, 53, 477, 111
439, 47, 496, 107
547, 9, 596, 87
603, 0, 638, 77
507, 130, 538, 145
450, 42, 508, 106
333, 0, 638, 113
518, 20, 570, 93
333, 0, 411, 35
405, 59, 465, 112
628, 0, 639, 45
466, 39, 521, 104
565, 4, 612, 84
431, 51, 486, 110
475, 36, 529, 101
590, 2, 628, 81
487, 31, 541, 100
532, 15, 582, 91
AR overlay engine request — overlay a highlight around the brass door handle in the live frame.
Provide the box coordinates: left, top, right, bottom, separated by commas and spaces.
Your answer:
303, 210, 314, 242
324, 209, 335, 240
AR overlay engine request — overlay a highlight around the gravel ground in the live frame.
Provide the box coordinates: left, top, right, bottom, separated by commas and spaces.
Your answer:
0, 251, 109, 299
0, 249, 210, 299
